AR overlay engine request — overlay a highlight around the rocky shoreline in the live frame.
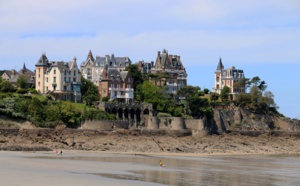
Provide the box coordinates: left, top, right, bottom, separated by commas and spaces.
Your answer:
1, 128, 300, 155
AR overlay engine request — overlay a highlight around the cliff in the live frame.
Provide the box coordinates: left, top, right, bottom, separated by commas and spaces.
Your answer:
208, 107, 298, 132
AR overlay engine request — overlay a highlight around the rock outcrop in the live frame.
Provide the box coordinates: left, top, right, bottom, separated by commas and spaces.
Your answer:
208, 107, 296, 132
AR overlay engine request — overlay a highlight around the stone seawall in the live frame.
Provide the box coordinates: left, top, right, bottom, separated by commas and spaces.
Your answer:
81, 120, 129, 130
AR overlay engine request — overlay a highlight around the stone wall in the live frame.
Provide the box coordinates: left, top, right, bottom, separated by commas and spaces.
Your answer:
147, 116, 205, 131
82, 120, 129, 130
185, 119, 205, 130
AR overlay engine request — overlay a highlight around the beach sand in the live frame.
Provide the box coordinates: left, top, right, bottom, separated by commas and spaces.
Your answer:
1, 150, 300, 186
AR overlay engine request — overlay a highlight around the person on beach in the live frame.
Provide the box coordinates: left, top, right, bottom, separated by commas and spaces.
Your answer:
159, 160, 163, 167
60, 151, 63, 156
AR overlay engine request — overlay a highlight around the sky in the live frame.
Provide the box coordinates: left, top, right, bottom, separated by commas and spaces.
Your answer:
0, 0, 299, 119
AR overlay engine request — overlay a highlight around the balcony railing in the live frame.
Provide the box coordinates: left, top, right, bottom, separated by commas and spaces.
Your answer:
109, 87, 134, 92
116, 95, 126, 98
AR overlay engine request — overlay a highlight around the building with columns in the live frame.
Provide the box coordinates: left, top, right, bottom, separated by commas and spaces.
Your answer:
212, 58, 245, 100
35, 53, 81, 102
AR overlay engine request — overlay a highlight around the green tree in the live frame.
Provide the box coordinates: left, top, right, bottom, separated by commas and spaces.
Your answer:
263, 91, 278, 108
249, 86, 262, 109
140, 81, 166, 110
203, 88, 210, 94
210, 92, 219, 102
236, 93, 251, 107
17, 75, 27, 89
45, 104, 61, 122
81, 76, 99, 105
220, 86, 230, 101
125, 64, 144, 101
125, 64, 143, 91
60, 101, 81, 127
0, 80, 15, 93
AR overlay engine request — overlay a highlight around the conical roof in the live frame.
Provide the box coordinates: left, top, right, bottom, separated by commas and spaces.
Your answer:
35, 53, 49, 66
216, 58, 223, 72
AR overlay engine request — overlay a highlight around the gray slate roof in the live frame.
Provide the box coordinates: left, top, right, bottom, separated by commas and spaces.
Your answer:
36, 53, 50, 67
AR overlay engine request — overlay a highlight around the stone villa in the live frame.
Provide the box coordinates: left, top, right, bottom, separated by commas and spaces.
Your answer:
80, 50, 131, 86
212, 58, 245, 100
35, 53, 81, 102
138, 49, 188, 97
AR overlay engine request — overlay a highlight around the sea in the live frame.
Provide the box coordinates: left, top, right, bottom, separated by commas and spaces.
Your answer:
0, 151, 299, 186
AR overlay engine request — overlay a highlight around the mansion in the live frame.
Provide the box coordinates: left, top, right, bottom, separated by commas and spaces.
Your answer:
212, 58, 245, 100
35, 54, 82, 102
138, 49, 188, 98
80, 50, 131, 85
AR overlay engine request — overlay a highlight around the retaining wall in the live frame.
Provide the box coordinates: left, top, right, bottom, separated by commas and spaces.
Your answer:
82, 120, 129, 130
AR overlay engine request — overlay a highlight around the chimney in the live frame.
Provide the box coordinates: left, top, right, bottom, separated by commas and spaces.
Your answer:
138, 61, 142, 68
157, 51, 161, 56
103, 70, 107, 78
177, 56, 180, 60
151, 61, 154, 67
169, 55, 173, 62
232, 66, 235, 69
105, 55, 109, 62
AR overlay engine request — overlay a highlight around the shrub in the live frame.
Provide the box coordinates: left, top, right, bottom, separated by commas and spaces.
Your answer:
157, 112, 172, 117
16, 89, 28, 94
101, 96, 109, 102
29, 89, 38, 94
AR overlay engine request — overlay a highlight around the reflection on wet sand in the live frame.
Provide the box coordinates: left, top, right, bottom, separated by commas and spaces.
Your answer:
29, 153, 300, 186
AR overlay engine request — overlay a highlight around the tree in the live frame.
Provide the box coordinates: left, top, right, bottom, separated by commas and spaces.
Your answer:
258, 80, 267, 92
0, 80, 15, 93
203, 88, 210, 94
263, 91, 278, 108
81, 76, 99, 105
210, 92, 219, 102
236, 93, 251, 107
17, 75, 27, 89
177, 86, 200, 99
249, 86, 262, 109
125, 64, 143, 91
220, 86, 230, 101
250, 76, 261, 86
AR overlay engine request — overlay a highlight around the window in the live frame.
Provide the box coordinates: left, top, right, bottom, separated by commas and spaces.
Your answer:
38, 82, 40, 86
38, 68, 40, 73
74, 70, 76, 76
46, 77, 48, 82
128, 78, 130, 83
69, 77, 71, 82
53, 77, 56, 82
64, 71, 67, 75
54, 70, 56, 75
46, 86, 48, 91
73, 78, 76, 82
63, 86, 67, 91
64, 77, 67, 82
38, 74, 40, 78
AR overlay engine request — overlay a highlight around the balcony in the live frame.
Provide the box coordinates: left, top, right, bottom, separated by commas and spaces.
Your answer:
116, 95, 126, 98
166, 82, 177, 86
177, 76, 187, 80
109, 87, 134, 92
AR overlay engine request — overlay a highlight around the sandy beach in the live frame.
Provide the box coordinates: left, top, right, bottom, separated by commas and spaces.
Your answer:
1, 150, 300, 186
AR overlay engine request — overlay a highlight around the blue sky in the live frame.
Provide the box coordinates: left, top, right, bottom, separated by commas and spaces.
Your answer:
0, 0, 299, 118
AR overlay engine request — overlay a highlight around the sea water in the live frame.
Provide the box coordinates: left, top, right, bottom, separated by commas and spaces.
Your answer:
0, 151, 300, 186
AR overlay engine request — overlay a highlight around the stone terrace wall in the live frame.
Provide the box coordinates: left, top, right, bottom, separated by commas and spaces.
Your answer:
82, 120, 129, 131
147, 116, 205, 131
185, 119, 205, 130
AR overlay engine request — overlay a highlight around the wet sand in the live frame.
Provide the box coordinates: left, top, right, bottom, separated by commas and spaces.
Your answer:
1, 151, 300, 186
